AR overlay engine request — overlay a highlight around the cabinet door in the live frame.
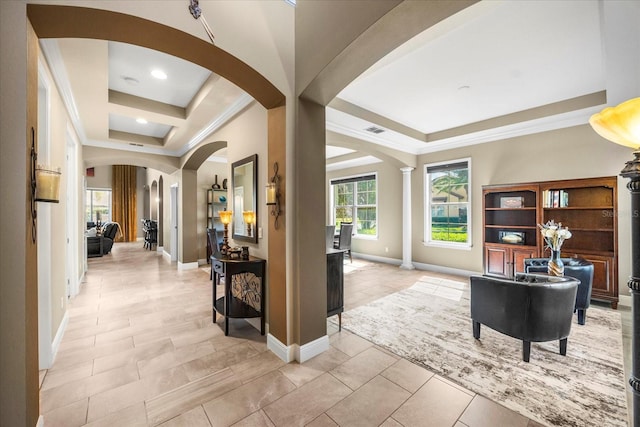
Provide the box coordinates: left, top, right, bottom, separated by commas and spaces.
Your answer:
512, 247, 538, 275
564, 252, 617, 306
485, 245, 508, 277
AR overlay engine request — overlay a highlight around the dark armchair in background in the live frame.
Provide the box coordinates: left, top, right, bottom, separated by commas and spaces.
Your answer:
87, 222, 119, 257
524, 257, 594, 325
470, 273, 578, 362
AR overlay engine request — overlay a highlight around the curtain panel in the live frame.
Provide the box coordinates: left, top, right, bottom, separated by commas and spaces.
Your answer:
112, 165, 137, 242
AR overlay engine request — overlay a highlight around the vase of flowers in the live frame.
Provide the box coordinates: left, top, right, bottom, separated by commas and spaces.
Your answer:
538, 220, 572, 276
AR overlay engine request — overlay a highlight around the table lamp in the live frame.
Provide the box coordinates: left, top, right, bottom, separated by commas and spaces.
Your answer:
219, 210, 233, 255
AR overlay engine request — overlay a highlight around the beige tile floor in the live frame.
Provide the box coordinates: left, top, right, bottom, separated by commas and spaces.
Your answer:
39, 242, 627, 426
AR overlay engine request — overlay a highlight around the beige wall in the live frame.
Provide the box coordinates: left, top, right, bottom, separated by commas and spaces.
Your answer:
328, 124, 633, 296
203, 102, 269, 260
86, 165, 111, 189
327, 161, 404, 259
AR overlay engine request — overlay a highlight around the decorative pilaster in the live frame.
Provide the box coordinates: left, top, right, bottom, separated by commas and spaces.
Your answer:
400, 167, 415, 270
620, 151, 640, 426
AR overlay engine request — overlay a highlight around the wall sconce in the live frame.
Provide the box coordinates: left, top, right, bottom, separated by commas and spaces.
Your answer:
589, 96, 640, 424
242, 210, 256, 237
30, 127, 62, 242
266, 162, 281, 229
219, 210, 233, 255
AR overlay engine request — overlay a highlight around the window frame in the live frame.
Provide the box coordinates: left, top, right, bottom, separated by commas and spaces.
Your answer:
330, 172, 378, 240
423, 158, 472, 249
86, 188, 112, 224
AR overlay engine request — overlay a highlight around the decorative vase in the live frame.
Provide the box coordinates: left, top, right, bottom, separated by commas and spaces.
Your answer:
547, 249, 564, 276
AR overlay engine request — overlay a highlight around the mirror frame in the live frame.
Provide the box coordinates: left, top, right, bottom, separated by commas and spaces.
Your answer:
231, 154, 258, 243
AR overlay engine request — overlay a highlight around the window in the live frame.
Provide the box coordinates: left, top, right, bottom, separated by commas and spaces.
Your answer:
86, 189, 112, 224
425, 159, 471, 247
331, 174, 377, 237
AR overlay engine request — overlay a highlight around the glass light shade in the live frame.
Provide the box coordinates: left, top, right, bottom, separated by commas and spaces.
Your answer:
35, 167, 61, 202
242, 210, 255, 224
589, 97, 640, 149
219, 210, 233, 225
266, 182, 277, 205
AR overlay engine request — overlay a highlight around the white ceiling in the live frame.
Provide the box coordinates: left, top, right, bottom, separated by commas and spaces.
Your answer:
40, 0, 611, 169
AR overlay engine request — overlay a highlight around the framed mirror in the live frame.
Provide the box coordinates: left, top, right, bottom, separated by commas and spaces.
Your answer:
231, 154, 258, 243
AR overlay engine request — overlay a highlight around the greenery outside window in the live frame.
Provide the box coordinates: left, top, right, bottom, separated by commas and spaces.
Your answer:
424, 159, 471, 248
331, 174, 377, 238
86, 189, 112, 225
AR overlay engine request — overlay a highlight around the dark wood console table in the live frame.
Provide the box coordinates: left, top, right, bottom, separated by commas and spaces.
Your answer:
327, 248, 345, 330
211, 252, 266, 336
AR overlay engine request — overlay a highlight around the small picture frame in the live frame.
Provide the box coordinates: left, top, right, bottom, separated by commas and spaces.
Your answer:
499, 231, 525, 245
500, 196, 524, 208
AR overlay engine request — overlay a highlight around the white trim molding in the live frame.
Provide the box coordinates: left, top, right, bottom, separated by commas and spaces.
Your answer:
296, 335, 330, 363
268, 334, 295, 363
178, 261, 198, 271
51, 310, 69, 365
162, 249, 172, 262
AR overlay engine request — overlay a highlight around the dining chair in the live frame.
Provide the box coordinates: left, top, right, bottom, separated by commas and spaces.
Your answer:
326, 225, 336, 249
207, 228, 224, 283
334, 223, 353, 262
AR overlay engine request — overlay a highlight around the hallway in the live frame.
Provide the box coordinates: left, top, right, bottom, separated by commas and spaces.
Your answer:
40, 242, 553, 426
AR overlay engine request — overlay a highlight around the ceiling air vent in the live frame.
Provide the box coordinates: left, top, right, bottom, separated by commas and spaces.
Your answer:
129, 143, 144, 147
364, 126, 385, 134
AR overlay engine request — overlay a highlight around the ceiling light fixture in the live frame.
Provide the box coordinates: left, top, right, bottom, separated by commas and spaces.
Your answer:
136, 118, 148, 124
188, 0, 215, 45
151, 69, 167, 80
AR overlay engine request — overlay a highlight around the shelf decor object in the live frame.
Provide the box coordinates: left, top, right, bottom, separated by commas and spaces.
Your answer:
219, 210, 233, 255
589, 96, 640, 426
538, 220, 572, 276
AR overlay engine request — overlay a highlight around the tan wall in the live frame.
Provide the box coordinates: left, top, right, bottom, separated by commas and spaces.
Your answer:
202, 102, 269, 260
415, 124, 632, 294
327, 161, 404, 259
328, 124, 632, 297
86, 165, 111, 189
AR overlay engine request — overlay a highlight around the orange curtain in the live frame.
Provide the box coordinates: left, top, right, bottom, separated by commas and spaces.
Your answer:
112, 165, 137, 242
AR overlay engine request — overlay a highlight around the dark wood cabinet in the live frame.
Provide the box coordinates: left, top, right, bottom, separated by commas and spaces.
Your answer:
327, 249, 345, 330
483, 184, 539, 279
483, 177, 618, 308
211, 253, 266, 335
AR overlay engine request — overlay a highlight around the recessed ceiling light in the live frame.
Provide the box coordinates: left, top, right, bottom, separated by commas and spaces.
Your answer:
151, 69, 167, 80
136, 118, 148, 124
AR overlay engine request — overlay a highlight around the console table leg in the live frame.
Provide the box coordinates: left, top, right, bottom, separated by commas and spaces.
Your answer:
225, 316, 229, 336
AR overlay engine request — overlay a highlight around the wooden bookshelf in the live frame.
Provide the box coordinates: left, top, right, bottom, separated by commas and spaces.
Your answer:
482, 176, 618, 308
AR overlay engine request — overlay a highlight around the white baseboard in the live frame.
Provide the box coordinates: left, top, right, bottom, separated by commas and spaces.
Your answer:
178, 261, 198, 271
619, 294, 632, 308
156, 246, 163, 253
354, 252, 479, 278
51, 309, 69, 364
296, 335, 330, 363
268, 334, 294, 363
198, 258, 207, 266
162, 250, 172, 262
36, 415, 44, 427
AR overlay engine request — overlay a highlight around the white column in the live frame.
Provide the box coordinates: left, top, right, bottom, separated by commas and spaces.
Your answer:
400, 167, 415, 270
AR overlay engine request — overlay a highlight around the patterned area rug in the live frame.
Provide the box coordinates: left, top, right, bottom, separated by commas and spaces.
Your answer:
341, 276, 628, 427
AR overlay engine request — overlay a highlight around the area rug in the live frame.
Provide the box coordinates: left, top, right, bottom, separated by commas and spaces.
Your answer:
340, 276, 628, 427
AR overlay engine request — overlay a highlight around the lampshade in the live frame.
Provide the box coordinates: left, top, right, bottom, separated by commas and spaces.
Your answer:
219, 210, 233, 225
242, 210, 255, 224
589, 97, 640, 149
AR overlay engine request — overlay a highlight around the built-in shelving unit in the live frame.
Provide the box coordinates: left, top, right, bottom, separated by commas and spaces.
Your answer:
482, 177, 618, 308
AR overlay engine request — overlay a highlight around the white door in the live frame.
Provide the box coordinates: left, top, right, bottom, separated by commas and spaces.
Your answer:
170, 184, 178, 262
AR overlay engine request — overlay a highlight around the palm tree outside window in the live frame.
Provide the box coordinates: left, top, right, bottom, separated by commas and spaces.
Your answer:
425, 159, 471, 247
